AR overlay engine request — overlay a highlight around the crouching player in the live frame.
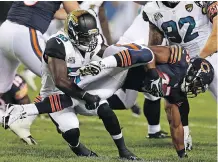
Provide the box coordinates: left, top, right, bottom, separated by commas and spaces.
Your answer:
2, 15, 214, 159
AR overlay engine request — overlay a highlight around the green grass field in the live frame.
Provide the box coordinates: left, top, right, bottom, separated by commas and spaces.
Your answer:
0, 76, 217, 162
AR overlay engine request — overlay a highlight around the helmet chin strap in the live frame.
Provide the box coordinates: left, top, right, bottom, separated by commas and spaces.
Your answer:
78, 44, 89, 52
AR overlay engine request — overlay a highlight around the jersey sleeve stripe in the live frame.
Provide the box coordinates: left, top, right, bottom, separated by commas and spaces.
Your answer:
29, 28, 43, 61
117, 52, 124, 67
49, 96, 56, 113
57, 94, 63, 111
53, 95, 61, 111
124, 50, 132, 66
178, 46, 182, 62
123, 43, 140, 50
121, 51, 128, 67
34, 95, 42, 103
169, 46, 175, 63
173, 46, 178, 63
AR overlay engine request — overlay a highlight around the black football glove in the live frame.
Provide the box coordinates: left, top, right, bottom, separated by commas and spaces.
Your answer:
82, 92, 101, 110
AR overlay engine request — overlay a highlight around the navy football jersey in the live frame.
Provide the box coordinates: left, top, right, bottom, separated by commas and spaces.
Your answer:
7, 1, 62, 33
123, 48, 190, 105
1, 74, 28, 104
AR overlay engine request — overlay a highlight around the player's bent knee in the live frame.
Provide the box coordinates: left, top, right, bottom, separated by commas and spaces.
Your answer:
62, 128, 80, 147
97, 103, 115, 119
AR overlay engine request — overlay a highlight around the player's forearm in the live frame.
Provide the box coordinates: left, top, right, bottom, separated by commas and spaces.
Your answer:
165, 103, 186, 157
55, 78, 85, 100
200, 17, 217, 58
98, 47, 154, 69
98, 5, 112, 45
54, 8, 68, 20
48, 57, 85, 100
148, 24, 164, 46
149, 46, 171, 63
63, 1, 80, 14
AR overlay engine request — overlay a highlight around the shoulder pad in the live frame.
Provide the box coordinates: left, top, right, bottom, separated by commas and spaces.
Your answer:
143, 2, 160, 25
44, 37, 66, 60
143, 2, 159, 15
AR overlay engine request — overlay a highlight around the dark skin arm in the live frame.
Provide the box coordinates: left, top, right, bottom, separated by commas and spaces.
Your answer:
200, 15, 217, 58
148, 23, 164, 46
165, 100, 185, 152
149, 46, 171, 63
98, 4, 112, 45
48, 57, 86, 100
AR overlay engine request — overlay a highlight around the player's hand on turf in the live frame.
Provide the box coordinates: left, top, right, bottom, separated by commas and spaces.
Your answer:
78, 61, 101, 76
82, 92, 101, 110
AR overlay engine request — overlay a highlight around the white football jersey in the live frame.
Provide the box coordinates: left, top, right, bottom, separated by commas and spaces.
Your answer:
144, 1, 211, 58
40, 31, 86, 98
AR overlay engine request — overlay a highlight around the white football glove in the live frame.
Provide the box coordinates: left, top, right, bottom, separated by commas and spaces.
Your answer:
78, 61, 102, 76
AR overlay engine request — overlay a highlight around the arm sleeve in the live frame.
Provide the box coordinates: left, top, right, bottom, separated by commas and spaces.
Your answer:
44, 37, 66, 62
206, 1, 218, 23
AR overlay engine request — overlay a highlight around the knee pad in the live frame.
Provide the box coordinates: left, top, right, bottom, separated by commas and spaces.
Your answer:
107, 94, 126, 110
97, 103, 115, 119
62, 128, 80, 147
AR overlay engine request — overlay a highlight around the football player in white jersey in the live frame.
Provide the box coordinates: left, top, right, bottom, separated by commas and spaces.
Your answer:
4, 42, 215, 159
106, 1, 217, 150
4, 10, 142, 160
142, 1, 217, 150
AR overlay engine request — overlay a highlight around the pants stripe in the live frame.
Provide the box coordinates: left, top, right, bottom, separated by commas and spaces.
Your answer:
29, 28, 42, 61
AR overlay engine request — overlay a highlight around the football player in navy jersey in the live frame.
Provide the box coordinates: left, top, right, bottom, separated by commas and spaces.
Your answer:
0, 74, 36, 145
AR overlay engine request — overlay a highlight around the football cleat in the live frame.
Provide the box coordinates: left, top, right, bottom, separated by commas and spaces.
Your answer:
9, 114, 37, 145
69, 143, 98, 157
2, 104, 27, 129
119, 148, 141, 160
147, 130, 170, 139
21, 135, 37, 145
88, 151, 98, 157
185, 134, 193, 151
130, 104, 141, 117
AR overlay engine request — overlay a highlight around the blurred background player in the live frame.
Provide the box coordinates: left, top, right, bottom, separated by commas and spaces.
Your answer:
0, 1, 80, 94
0, 74, 36, 145
0, 1, 80, 145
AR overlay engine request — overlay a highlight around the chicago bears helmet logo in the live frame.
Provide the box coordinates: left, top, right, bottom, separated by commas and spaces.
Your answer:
201, 61, 210, 73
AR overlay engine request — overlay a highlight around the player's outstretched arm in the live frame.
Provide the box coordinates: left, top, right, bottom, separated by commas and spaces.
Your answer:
165, 101, 187, 158
48, 57, 100, 110
200, 2, 217, 58
63, 1, 80, 14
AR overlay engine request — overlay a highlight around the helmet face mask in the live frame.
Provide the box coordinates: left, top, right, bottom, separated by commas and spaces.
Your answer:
181, 58, 214, 98
65, 10, 99, 52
